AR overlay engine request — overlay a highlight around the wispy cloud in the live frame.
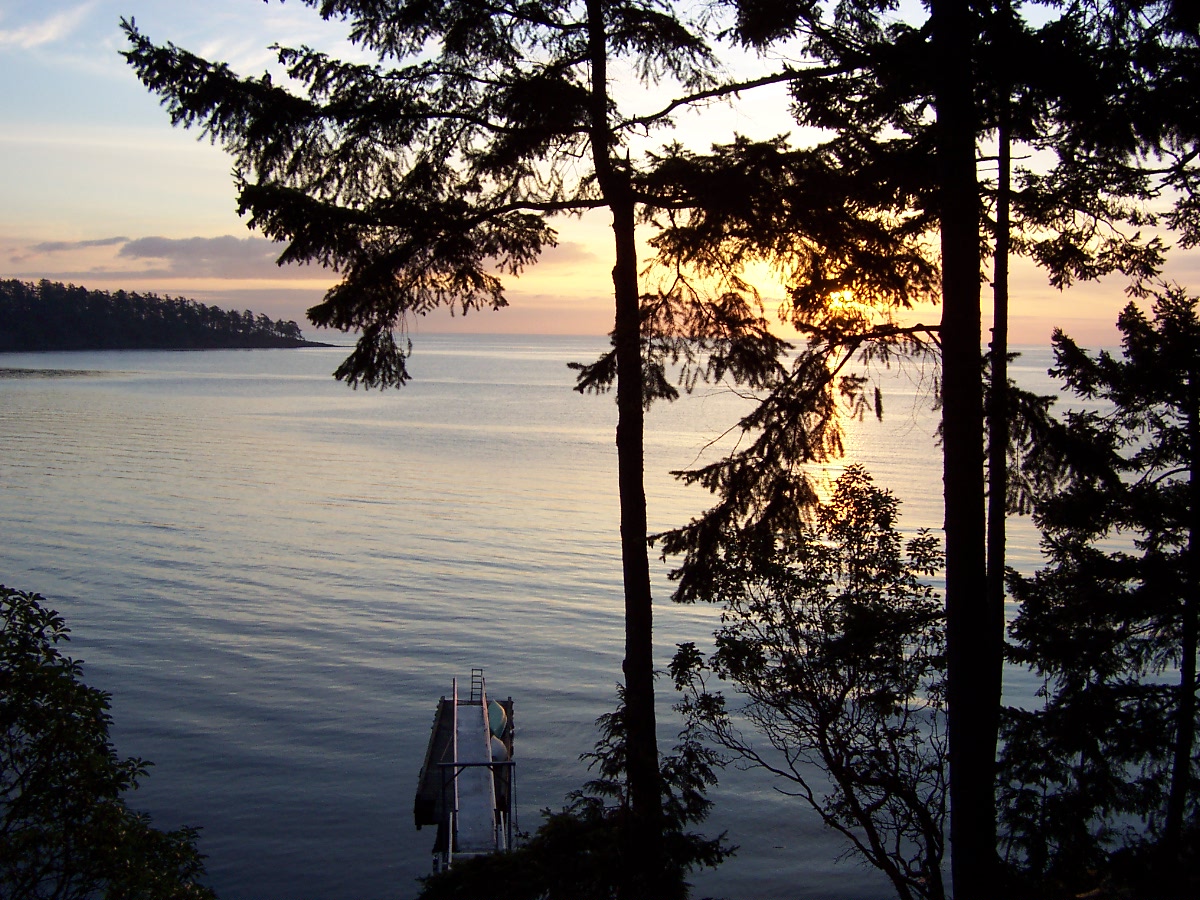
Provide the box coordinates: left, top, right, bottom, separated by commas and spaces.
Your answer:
6, 232, 594, 285
539, 242, 599, 267
32, 236, 129, 253
117, 235, 313, 279
0, 2, 95, 50
3, 233, 327, 283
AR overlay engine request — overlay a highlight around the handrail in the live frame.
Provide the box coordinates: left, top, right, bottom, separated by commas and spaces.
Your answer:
437, 760, 516, 770
449, 677, 459, 867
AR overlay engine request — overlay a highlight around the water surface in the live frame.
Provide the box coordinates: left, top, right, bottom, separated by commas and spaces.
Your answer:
0, 337, 1056, 899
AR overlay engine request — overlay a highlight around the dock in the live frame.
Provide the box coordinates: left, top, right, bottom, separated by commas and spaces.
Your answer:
414, 669, 515, 871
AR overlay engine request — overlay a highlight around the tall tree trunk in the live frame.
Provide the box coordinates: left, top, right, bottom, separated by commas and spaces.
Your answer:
1165, 383, 1199, 860
612, 193, 664, 898
585, 2, 663, 894
931, 0, 996, 895
985, 115, 1011, 801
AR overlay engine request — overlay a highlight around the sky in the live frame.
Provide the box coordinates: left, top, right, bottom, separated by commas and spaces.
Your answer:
1, 0, 1195, 343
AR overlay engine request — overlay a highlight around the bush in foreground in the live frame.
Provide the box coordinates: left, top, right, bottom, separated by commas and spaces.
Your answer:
0, 585, 214, 900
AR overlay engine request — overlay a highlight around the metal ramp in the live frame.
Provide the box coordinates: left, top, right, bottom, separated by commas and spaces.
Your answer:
452, 676, 497, 857
413, 670, 516, 872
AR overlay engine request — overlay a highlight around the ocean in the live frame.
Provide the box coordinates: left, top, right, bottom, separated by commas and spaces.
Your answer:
0, 335, 1056, 899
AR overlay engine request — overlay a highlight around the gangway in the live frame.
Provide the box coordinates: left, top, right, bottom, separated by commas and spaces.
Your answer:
413, 669, 515, 871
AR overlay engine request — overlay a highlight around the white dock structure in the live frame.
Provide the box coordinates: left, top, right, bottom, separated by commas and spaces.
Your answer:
414, 669, 515, 872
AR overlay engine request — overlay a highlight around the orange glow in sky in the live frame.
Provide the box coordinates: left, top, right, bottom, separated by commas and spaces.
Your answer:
2, 1, 1195, 345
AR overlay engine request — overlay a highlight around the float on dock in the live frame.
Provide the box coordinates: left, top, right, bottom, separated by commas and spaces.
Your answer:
413, 669, 515, 871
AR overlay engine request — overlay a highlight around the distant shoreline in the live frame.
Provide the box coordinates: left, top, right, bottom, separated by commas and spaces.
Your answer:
1, 278, 334, 352
0, 367, 102, 379
0, 341, 335, 353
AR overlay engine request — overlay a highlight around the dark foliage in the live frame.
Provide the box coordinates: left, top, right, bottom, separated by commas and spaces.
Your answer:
999, 287, 1200, 896
673, 466, 947, 900
647, 4, 1189, 893
0, 585, 214, 900
120, 6, 787, 890
0, 279, 319, 351
119, 2, 738, 388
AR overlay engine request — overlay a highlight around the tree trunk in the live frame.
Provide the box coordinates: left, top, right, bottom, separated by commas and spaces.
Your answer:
1165, 382, 1199, 861
985, 115, 1010, 803
931, 0, 996, 894
612, 190, 664, 897
585, 2, 663, 894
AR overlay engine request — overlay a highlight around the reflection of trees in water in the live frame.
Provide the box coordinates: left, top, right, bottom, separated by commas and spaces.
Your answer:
0, 368, 100, 379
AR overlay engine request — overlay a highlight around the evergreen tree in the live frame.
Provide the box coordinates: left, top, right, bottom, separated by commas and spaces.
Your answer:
121, 5, 796, 892
0, 279, 315, 350
1001, 287, 1200, 895
648, 4, 1178, 892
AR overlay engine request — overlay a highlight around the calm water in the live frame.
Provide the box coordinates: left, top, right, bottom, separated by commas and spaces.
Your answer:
0, 336, 1054, 899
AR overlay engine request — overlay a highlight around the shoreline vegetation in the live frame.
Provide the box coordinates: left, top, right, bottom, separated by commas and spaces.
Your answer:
0, 278, 331, 351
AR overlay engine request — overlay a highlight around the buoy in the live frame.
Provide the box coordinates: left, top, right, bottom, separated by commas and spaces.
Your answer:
491, 735, 509, 761
487, 699, 507, 739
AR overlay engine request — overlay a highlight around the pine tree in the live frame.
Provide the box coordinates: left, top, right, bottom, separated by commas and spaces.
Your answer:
122, 5, 795, 893
1001, 287, 1200, 894
648, 4, 1180, 892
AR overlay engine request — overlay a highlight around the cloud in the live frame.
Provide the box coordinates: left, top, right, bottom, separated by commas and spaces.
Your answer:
32, 236, 129, 253
114, 235, 591, 280
2, 233, 328, 283
0, 3, 94, 49
117, 235, 319, 279
482, 241, 598, 274
540, 241, 599, 267
6, 231, 599, 286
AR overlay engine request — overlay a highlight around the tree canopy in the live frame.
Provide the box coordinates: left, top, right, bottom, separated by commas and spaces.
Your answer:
120, 1, 1200, 895
121, 4, 790, 893
645, 4, 1195, 894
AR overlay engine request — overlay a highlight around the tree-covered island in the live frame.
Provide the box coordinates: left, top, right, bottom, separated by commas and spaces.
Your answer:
0, 279, 330, 351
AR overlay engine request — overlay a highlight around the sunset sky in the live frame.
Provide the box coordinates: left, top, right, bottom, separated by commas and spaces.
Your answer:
2, 0, 1195, 343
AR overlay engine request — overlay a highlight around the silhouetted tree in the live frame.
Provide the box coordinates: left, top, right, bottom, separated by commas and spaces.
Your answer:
648, 4, 1177, 891
671, 466, 947, 900
0, 585, 214, 900
1000, 287, 1200, 895
0, 279, 315, 350
121, 6, 798, 893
